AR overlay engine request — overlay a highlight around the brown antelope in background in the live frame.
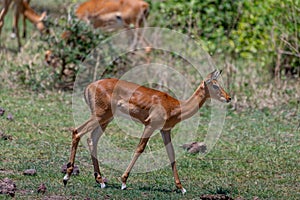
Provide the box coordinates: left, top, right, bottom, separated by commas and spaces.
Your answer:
75, 0, 151, 50
63, 70, 231, 194
75, 0, 149, 31
45, 0, 151, 74
0, 0, 46, 50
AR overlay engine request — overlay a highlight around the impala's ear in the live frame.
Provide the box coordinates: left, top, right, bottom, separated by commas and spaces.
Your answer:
205, 70, 215, 84
211, 69, 222, 80
205, 79, 211, 84
205, 69, 222, 84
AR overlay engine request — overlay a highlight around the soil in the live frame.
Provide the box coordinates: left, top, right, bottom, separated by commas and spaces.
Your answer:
61, 164, 80, 175
200, 194, 234, 200
0, 178, 16, 197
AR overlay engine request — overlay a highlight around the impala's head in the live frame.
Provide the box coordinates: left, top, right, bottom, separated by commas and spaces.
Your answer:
36, 11, 48, 34
204, 70, 231, 103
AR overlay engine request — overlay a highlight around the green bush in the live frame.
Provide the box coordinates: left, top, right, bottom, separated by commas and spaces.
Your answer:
41, 11, 106, 89
149, 0, 300, 78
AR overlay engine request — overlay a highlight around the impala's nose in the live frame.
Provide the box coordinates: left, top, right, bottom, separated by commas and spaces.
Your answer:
227, 97, 231, 102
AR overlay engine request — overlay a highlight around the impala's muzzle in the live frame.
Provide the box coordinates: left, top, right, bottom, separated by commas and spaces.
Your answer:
219, 95, 231, 103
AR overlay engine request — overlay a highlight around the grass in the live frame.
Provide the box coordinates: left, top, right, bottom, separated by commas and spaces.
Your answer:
0, 86, 299, 199
0, 1, 299, 199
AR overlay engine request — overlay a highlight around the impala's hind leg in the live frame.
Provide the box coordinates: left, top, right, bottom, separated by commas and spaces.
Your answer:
87, 123, 108, 188
63, 117, 99, 186
121, 126, 154, 190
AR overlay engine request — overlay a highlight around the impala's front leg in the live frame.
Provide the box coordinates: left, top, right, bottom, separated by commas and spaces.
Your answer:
87, 123, 108, 188
121, 126, 154, 190
161, 130, 186, 194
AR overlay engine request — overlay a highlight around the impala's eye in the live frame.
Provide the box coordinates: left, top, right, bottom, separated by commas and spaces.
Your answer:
212, 84, 219, 90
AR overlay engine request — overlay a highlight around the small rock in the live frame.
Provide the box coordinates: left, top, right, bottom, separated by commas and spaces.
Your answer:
181, 142, 196, 150
23, 169, 37, 176
145, 46, 152, 54
103, 177, 108, 183
61, 164, 80, 175
0, 108, 5, 116
0, 178, 16, 197
37, 183, 46, 194
7, 113, 13, 121
181, 142, 207, 154
200, 194, 233, 200
0, 131, 12, 141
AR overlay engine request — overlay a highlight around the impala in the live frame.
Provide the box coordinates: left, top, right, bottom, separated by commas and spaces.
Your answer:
63, 69, 231, 194
75, 0, 150, 49
45, 0, 151, 69
0, 0, 46, 50
75, 0, 149, 31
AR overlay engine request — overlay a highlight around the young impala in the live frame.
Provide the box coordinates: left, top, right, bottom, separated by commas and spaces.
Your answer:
63, 70, 231, 194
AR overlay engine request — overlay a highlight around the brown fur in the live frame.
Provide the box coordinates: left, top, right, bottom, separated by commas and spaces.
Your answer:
0, 0, 46, 50
64, 70, 231, 193
75, 0, 149, 31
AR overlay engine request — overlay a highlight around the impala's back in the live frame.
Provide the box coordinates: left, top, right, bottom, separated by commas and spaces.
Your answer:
84, 78, 180, 125
75, 0, 149, 30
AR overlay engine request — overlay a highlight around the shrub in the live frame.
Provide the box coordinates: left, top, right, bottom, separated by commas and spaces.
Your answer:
42, 10, 106, 89
149, 0, 300, 78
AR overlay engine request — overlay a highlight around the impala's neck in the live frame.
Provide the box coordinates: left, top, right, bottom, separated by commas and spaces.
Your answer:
23, 2, 45, 26
179, 81, 208, 121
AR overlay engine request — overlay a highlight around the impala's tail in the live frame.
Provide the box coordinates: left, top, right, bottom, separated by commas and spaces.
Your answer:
84, 86, 92, 112
84, 84, 97, 114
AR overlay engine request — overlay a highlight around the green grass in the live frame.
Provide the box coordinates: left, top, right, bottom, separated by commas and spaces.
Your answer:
0, 87, 299, 199
0, 1, 299, 199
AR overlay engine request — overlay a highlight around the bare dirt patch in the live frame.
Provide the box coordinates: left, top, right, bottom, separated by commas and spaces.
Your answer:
200, 194, 234, 200
0, 178, 16, 197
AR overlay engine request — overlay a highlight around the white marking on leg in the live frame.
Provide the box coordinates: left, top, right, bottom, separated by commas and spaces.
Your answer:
63, 174, 69, 181
10, 32, 16, 39
100, 182, 106, 188
121, 183, 126, 190
181, 187, 187, 194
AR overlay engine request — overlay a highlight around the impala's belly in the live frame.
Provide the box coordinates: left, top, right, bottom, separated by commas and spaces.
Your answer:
113, 99, 149, 124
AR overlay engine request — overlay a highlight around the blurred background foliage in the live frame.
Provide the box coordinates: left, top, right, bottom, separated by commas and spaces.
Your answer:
149, 0, 299, 78
0, 0, 299, 109
1, 2, 299, 199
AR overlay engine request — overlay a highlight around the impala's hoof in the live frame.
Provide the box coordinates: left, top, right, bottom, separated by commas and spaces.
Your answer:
100, 183, 106, 188
63, 179, 68, 186
63, 174, 69, 186
121, 183, 126, 190
181, 188, 187, 194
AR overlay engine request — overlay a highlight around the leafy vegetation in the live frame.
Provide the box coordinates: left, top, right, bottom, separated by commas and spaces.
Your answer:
0, 0, 299, 199
42, 10, 106, 89
149, 0, 300, 78
0, 89, 299, 199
